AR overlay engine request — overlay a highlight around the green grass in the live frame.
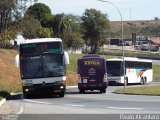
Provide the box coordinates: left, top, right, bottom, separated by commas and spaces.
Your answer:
66, 53, 84, 72
113, 86, 160, 96
153, 64, 160, 82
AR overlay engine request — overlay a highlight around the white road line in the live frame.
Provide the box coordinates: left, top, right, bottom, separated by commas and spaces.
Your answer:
66, 86, 78, 89
65, 104, 85, 107
67, 95, 160, 103
107, 107, 143, 111
17, 106, 24, 114
24, 99, 52, 105
0, 99, 6, 107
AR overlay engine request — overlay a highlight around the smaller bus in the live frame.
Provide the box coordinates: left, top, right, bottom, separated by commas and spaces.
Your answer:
106, 57, 152, 85
77, 55, 108, 93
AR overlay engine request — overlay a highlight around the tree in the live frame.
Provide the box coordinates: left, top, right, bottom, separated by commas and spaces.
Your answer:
81, 8, 110, 54
66, 32, 84, 49
52, 14, 69, 41
0, 0, 38, 48
25, 3, 52, 21
21, 15, 42, 39
38, 27, 53, 38
52, 14, 84, 49
23, 2, 54, 39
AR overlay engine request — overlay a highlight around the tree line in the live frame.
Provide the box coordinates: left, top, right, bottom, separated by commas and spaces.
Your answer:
0, 0, 110, 54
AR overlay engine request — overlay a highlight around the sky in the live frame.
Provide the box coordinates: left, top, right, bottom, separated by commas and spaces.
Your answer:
36, 0, 160, 21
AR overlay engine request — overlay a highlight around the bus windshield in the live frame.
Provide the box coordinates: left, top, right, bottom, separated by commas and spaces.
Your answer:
21, 54, 65, 79
106, 61, 123, 76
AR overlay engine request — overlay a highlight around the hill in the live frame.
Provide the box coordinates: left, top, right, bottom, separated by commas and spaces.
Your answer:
0, 49, 21, 93
110, 20, 160, 38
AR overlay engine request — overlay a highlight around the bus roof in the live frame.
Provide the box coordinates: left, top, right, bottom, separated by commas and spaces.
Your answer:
82, 55, 100, 58
21, 38, 62, 44
107, 57, 152, 62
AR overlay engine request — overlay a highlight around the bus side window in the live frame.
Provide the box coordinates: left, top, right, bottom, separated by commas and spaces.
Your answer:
125, 61, 132, 68
146, 62, 152, 69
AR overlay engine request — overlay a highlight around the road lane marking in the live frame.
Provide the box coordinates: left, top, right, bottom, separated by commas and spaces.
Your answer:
17, 106, 24, 114
65, 104, 85, 107
106, 107, 143, 111
0, 99, 6, 107
24, 99, 52, 105
67, 95, 160, 103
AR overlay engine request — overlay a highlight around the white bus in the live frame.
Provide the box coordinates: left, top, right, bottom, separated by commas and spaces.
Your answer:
106, 57, 152, 85
14, 38, 69, 98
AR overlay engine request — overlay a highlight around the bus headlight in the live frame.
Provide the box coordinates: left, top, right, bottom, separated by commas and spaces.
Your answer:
25, 89, 29, 92
55, 80, 66, 85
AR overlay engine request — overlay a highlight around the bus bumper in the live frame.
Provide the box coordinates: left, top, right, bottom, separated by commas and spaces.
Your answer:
23, 83, 66, 96
108, 77, 122, 85
78, 83, 108, 90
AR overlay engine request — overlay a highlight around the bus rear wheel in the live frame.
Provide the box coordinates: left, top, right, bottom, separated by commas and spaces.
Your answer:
79, 89, 85, 94
144, 77, 147, 84
100, 89, 106, 93
140, 77, 145, 85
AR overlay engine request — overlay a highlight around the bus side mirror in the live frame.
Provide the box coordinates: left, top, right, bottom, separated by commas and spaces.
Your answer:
64, 51, 69, 64
14, 54, 19, 67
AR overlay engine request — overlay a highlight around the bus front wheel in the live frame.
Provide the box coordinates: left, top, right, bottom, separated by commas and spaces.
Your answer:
59, 91, 65, 97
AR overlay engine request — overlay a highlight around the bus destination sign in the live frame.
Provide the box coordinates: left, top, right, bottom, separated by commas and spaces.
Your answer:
20, 42, 62, 55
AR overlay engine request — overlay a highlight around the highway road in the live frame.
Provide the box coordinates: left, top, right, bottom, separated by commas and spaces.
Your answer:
152, 59, 160, 65
1, 82, 160, 120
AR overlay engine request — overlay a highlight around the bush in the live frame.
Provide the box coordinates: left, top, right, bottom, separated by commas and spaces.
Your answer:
0, 91, 10, 99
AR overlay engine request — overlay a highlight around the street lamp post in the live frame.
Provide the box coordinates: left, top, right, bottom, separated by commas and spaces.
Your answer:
97, 0, 126, 89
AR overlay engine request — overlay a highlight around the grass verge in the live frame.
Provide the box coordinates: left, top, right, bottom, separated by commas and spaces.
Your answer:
113, 86, 160, 96
153, 64, 160, 82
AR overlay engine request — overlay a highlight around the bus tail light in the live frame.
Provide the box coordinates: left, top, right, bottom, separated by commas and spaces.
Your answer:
78, 74, 82, 83
103, 73, 107, 82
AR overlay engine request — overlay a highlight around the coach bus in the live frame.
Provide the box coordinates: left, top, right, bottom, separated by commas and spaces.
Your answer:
106, 57, 152, 85
77, 55, 108, 93
14, 38, 69, 98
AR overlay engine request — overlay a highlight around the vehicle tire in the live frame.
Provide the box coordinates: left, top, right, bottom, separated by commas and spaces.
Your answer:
100, 89, 106, 93
23, 93, 31, 99
144, 77, 147, 84
79, 89, 85, 94
59, 91, 65, 97
102, 89, 106, 93
140, 77, 145, 85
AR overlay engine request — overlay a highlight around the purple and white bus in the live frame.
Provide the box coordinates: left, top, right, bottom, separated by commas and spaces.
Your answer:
77, 55, 108, 93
